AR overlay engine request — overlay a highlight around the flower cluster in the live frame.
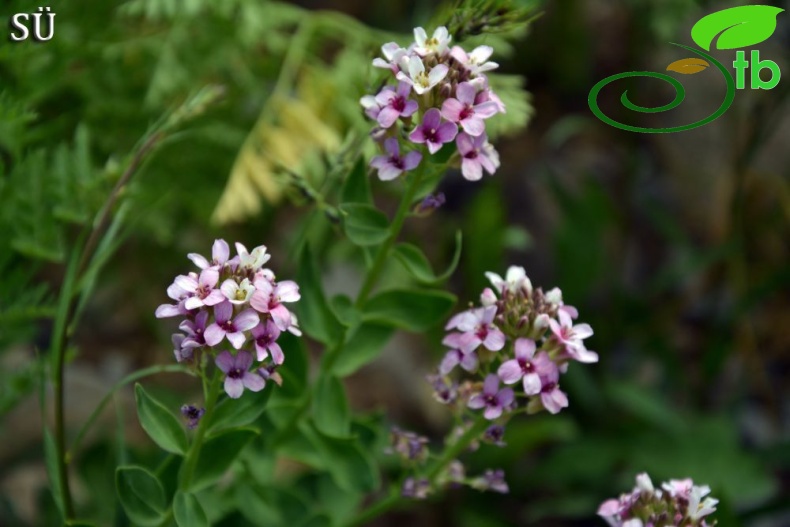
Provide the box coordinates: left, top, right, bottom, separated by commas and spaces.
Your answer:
156, 240, 300, 399
433, 265, 598, 419
362, 26, 504, 181
598, 473, 718, 527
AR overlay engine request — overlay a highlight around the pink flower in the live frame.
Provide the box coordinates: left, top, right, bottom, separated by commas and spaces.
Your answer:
443, 306, 505, 354
187, 239, 229, 270
441, 82, 498, 136
372, 42, 410, 73
468, 374, 514, 420
456, 132, 500, 181
549, 310, 598, 363
409, 108, 458, 154
204, 301, 260, 349
370, 138, 422, 181
439, 349, 479, 375
174, 267, 225, 310
250, 278, 300, 331
215, 350, 265, 399
250, 319, 284, 364
375, 81, 418, 128
497, 339, 550, 396
537, 360, 568, 414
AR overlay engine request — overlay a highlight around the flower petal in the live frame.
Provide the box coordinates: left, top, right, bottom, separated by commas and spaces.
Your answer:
514, 338, 536, 360
276, 281, 300, 303
187, 253, 209, 269
441, 98, 465, 122
204, 324, 225, 347
224, 377, 244, 399
213, 239, 229, 264
214, 300, 233, 323
215, 350, 234, 373
497, 360, 522, 384
233, 309, 261, 332
242, 372, 265, 392
523, 372, 542, 395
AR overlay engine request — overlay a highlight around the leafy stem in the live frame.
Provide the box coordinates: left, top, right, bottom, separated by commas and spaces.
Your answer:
349, 416, 490, 526
178, 367, 222, 491
356, 164, 428, 306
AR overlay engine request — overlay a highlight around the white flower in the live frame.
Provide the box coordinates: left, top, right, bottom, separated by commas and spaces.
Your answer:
413, 26, 451, 56
235, 242, 270, 271
485, 266, 532, 294
220, 278, 255, 305
451, 45, 499, 75
635, 473, 654, 494
396, 56, 448, 95
688, 485, 718, 521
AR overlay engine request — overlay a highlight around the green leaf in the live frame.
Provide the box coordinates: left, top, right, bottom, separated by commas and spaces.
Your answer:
329, 294, 360, 328
691, 6, 784, 51
303, 423, 379, 493
312, 375, 350, 437
134, 384, 187, 455
188, 428, 258, 492
340, 203, 390, 246
362, 289, 456, 332
296, 244, 342, 345
339, 157, 371, 205
331, 323, 394, 377
206, 386, 272, 437
115, 466, 167, 526
394, 230, 463, 284
173, 491, 209, 527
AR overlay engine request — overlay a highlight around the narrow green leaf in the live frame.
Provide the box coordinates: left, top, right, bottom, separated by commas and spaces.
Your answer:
188, 428, 258, 492
206, 386, 272, 437
303, 423, 379, 493
173, 491, 209, 527
331, 323, 394, 377
312, 375, 350, 437
134, 383, 187, 455
362, 289, 456, 332
340, 204, 389, 246
115, 466, 166, 526
296, 245, 343, 345
691, 6, 784, 51
339, 157, 371, 205
393, 244, 434, 283
394, 230, 463, 284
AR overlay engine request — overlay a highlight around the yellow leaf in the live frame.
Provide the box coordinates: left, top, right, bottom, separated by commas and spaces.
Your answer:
666, 58, 710, 74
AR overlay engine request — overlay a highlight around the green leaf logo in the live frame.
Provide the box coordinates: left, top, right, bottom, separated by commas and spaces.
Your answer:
691, 5, 784, 51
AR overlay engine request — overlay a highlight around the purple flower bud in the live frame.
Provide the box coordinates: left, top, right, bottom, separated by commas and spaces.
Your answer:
401, 477, 431, 499
471, 469, 509, 494
483, 424, 506, 447
389, 428, 430, 463
415, 192, 446, 214
180, 405, 205, 429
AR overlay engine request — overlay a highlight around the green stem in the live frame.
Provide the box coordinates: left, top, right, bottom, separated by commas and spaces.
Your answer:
355, 168, 425, 306
349, 417, 489, 526
179, 368, 222, 491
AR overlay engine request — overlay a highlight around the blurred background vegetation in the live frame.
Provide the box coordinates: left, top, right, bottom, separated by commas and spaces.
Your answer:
0, 0, 788, 525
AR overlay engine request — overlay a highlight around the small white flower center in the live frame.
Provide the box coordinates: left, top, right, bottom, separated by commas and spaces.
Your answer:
416, 72, 430, 88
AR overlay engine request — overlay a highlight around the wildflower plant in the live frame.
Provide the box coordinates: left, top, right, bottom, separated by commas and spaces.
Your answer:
11, 3, 731, 527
